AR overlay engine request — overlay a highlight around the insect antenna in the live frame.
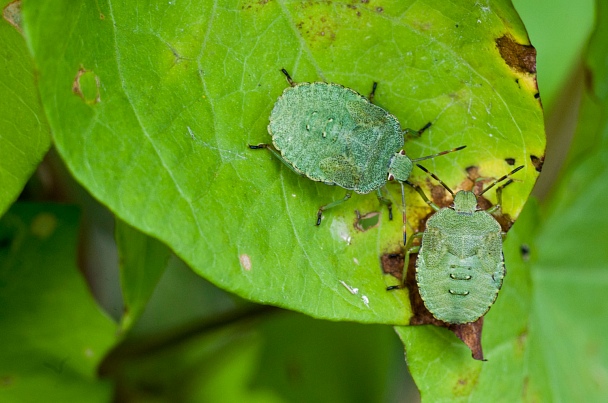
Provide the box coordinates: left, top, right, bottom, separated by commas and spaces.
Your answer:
411, 145, 467, 163
478, 165, 524, 196
415, 164, 455, 196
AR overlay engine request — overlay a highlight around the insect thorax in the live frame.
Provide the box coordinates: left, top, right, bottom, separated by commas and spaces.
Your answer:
387, 153, 413, 182
453, 191, 478, 213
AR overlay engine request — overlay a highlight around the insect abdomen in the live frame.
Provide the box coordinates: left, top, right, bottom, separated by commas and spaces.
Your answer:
416, 251, 504, 324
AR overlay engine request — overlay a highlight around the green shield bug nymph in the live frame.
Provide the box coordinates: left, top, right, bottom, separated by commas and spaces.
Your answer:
249, 69, 464, 242
395, 164, 524, 324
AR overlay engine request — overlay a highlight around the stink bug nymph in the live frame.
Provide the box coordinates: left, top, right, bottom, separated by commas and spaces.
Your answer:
249, 69, 464, 242
394, 164, 524, 324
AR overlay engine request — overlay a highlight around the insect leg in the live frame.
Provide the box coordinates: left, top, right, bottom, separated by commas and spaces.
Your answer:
317, 192, 352, 225
402, 122, 432, 139
375, 188, 393, 220
280, 68, 296, 87
481, 165, 524, 213
405, 180, 440, 212
386, 232, 423, 290
248, 143, 304, 176
486, 180, 513, 214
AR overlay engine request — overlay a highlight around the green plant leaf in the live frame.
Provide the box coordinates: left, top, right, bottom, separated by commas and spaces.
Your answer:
0, 0, 51, 217
115, 218, 171, 332
21, 0, 544, 324
0, 204, 117, 401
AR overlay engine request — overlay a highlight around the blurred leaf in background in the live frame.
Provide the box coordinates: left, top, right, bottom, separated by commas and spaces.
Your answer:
525, 1, 608, 399
0, 204, 117, 401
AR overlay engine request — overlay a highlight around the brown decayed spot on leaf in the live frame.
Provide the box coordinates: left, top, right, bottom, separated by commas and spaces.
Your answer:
3, 0, 22, 33
353, 210, 380, 232
530, 154, 544, 172
496, 34, 537, 74
380, 252, 404, 280
72, 67, 101, 104
449, 319, 485, 361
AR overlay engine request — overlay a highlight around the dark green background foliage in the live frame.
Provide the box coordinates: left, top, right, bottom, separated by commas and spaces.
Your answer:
0, 0, 605, 401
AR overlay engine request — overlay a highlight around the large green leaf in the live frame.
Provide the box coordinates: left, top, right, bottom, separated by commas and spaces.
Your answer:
0, 204, 117, 402
0, 0, 50, 217
21, 0, 544, 324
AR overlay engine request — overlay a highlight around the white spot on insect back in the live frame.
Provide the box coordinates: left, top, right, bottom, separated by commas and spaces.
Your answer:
353, 258, 359, 265
239, 254, 252, 271
361, 295, 370, 307
330, 219, 351, 244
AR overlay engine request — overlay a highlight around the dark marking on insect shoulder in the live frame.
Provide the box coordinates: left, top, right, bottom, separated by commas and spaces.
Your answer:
505, 157, 516, 166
